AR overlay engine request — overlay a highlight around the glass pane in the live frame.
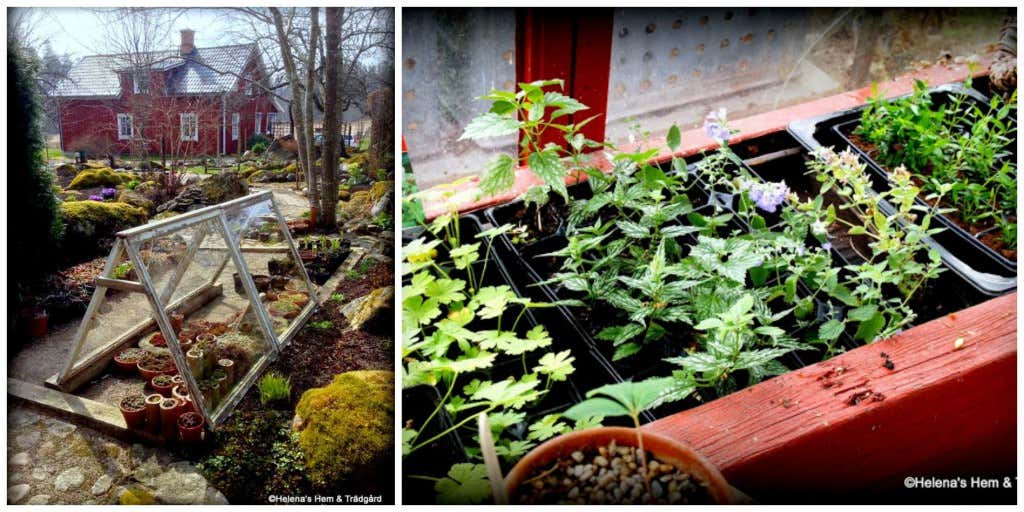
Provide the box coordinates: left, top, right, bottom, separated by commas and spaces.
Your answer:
402, 7, 517, 189
224, 200, 316, 340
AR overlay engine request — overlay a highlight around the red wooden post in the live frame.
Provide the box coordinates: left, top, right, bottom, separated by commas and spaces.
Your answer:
516, 7, 613, 149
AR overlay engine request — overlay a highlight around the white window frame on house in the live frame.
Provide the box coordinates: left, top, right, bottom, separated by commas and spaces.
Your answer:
266, 112, 278, 137
245, 74, 253, 96
232, 112, 240, 141
255, 112, 263, 135
117, 113, 134, 140
180, 112, 198, 142
132, 71, 149, 94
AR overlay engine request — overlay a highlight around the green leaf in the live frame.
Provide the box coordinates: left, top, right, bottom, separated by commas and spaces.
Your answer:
494, 439, 535, 464
404, 296, 441, 327
425, 278, 467, 304
847, 305, 878, 322
563, 397, 630, 421
435, 463, 490, 504
449, 243, 481, 270
402, 428, 416, 456
459, 112, 520, 140
854, 312, 886, 342
527, 414, 571, 441
470, 286, 519, 319
615, 219, 648, 239
479, 154, 517, 197
667, 124, 681, 151
527, 146, 568, 199
534, 350, 576, 381
818, 319, 845, 341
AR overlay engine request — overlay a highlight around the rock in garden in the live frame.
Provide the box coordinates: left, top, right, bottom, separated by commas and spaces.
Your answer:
14, 432, 40, 450
340, 286, 394, 334
151, 465, 208, 505
54, 467, 85, 492
8, 484, 31, 503
156, 172, 248, 213
9, 452, 29, 466
26, 494, 50, 505
91, 474, 114, 495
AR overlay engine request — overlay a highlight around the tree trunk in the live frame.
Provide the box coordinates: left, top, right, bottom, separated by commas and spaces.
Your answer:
320, 7, 343, 230
305, 7, 322, 224
271, 8, 312, 201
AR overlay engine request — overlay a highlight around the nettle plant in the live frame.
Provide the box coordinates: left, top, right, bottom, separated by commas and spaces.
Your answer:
460, 79, 604, 233
401, 213, 596, 504
856, 78, 1017, 248
544, 115, 828, 394
801, 146, 947, 343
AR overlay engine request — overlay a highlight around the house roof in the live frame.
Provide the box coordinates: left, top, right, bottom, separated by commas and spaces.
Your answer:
52, 44, 257, 98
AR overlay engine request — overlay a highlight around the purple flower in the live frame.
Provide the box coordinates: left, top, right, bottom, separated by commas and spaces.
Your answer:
739, 179, 789, 213
703, 108, 731, 142
101, 187, 118, 199
88, 194, 104, 201
821, 242, 832, 251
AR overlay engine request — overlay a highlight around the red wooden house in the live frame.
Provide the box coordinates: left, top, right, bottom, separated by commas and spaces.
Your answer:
52, 30, 282, 158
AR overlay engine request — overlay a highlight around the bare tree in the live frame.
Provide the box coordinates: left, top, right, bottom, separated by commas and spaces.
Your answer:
304, 7, 321, 222
320, 7, 343, 229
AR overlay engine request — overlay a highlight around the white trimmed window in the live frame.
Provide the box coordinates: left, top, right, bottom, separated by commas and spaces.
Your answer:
117, 113, 133, 140
180, 112, 198, 142
255, 112, 263, 134
245, 74, 253, 96
231, 113, 240, 141
267, 112, 278, 134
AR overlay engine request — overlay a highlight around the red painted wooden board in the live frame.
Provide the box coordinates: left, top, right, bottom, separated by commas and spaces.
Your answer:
416, 59, 990, 220
642, 292, 1017, 504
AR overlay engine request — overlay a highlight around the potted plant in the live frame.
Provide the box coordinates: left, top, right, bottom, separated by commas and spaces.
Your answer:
177, 411, 205, 443
159, 397, 181, 440
144, 393, 163, 434
113, 347, 147, 373
278, 291, 310, 307
137, 353, 174, 381
28, 308, 48, 337
186, 347, 204, 378
267, 300, 301, 319
217, 358, 235, 384
198, 380, 218, 410
169, 312, 185, 332
212, 369, 230, 396
118, 394, 147, 430
505, 380, 733, 504
172, 384, 191, 404
151, 374, 175, 397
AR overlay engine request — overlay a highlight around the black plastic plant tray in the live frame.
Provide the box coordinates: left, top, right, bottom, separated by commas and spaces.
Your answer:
402, 214, 623, 487
788, 83, 1017, 295
402, 385, 467, 505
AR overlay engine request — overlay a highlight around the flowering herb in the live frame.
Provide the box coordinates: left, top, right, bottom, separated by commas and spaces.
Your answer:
101, 187, 118, 200
703, 108, 732, 142
739, 179, 790, 213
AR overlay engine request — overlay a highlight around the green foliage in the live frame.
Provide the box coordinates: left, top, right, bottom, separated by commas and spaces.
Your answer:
67, 167, 131, 190
251, 142, 268, 155
294, 370, 394, 488
309, 320, 333, 330
9, 44, 63, 319
856, 80, 1017, 247
258, 372, 292, 405
460, 80, 604, 227
247, 133, 271, 149
328, 293, 346, 303
564, 377, 684, 426
111, 262, 134, 280
402, 212, 582, 503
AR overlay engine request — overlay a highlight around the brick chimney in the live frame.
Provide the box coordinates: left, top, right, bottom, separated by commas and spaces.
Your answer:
180, 29, 195, 56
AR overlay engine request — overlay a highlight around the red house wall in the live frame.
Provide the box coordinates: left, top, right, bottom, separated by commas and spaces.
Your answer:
57, 58, 281, 158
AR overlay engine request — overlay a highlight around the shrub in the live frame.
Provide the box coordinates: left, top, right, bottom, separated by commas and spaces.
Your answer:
294, 370, 393, 488
251, 142, 267, 155
67, 167, 131, 190
59, 201, 147, 263
9, 44, 64, 326
258, 372, 291, 406
247, 133, 272, 149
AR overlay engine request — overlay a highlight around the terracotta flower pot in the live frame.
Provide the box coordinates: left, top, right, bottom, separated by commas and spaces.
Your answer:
151, 375, 175, 397
169, 312, 185, 333
138, 362, 163, 383
186, 348, 205, 379
28, 310, 48, 338
177, 412, 206, 443
144, 394, 163, 434
217, 359, 235, 384
504, 427, 735, 504
119, 395, 147, 430
159, 397, 181, 440
113, 348, 146, 373
172, 384, 191, 404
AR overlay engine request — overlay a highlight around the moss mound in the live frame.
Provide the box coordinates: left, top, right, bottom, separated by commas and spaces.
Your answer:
67, 167, 131, 190
294, 370, 393, 488
118, 189, 156, 215
60, 200, 147, 261
240, 166, 260, 180
345, 152, 369, 168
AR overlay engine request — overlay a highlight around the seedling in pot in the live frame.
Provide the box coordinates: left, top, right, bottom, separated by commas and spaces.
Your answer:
460, 79, 606, 234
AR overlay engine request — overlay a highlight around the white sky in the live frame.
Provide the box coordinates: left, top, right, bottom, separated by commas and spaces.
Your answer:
17, 8, 241, 58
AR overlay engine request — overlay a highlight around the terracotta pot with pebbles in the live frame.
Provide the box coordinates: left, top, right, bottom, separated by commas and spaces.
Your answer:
119, 394, 147, 430
159, 397, 182, 440
113, 348, 147, 373
144, 394, 163, 434
151, 374, 175, 397
177, 412, 205, 443
505, 427, 732, 504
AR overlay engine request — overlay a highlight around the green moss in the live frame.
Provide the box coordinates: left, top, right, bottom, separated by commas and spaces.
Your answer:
294, 370, 394, 488
118, 190, 156, 215
282, 162, 298, 174
67, 167, 131, 190
345, 152, 369, 168
60, 201, 147, 261
240, 166, 260, 180
119, 487, 157, 505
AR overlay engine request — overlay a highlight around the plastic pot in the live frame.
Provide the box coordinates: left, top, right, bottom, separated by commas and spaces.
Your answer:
505, 427, 735, 504
177, 412, 206, 443
144, 394, 163, 434
119, 395, 147, 430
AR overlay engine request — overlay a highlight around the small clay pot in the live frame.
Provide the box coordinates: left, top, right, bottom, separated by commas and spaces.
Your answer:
505, 427, 736, 504
252, 275, 272, 292
113, 348, 146, 373
28, 310, 48, 338
169, 312, 185, 333
217, 359, 235, 383
119, 395, 147, 430
186, 348, 204, 379
151, 375, 175, 397
177, 412, 206, 443
138, 362, 164, 383
159, 397, 181, 441
144, 394, 163, 434
172, 384, 191, 404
